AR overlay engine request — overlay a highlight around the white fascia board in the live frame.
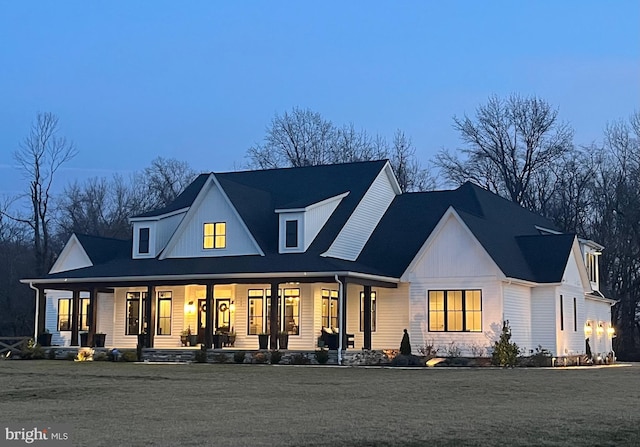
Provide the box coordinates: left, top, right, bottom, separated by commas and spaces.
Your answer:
585, 293, 617, 305
21, 270, 400, 286
128, 207, 189, 223
578, 237, 605, 251
568, 236, 594, 293
158, 174, 264, 260
501, 277, 542, 288
383, 161, 402, 195
400, 206, 503, 281
534, 225, 562, 235
275, 191, 350, 214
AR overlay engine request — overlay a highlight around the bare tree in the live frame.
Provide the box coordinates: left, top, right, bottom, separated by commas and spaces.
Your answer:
436, 94, 574, 208
246, 107, 432, 192
589, 112, 640, 359
7, 112, 77, 276
143, 157, 197, 209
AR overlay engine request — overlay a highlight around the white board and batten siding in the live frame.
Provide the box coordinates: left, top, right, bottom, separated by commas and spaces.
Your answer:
502, 283, 532, 353
323, 167, 398, 261
555, 245, 590, 356
163, 180, 261, 258
584, 297, 614, 357
403, 211, 504, 356
530, 286, 558, 355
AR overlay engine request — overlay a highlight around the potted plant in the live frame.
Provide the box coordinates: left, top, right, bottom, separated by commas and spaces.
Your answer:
278, 330, 289, 350
212, 331, 223, 349
227, 330, 236, 347
189, 333, 199, 347
80, 331, 90, 347
258, 332, 269, 350
180, 328, 190, 347
94, 333, 106, 348
37, 329, 52, 347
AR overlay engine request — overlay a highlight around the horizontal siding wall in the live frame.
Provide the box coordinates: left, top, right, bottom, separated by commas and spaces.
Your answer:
503, 283, 532, 353
530, 287, 557, 355
96, 292, 114, 347
303, 197, 342, 250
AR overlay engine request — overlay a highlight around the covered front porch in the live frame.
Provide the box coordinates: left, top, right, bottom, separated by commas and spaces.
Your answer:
34, 274, 405, 354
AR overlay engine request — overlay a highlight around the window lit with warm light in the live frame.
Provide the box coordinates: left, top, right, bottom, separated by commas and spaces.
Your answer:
203, 222, 226, 249
157, 291, 172, 335
428, 290, 482, 332
322, 289, 339, 330
360, 291, 377, 332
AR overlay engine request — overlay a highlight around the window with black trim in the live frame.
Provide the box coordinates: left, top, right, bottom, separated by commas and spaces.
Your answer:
428, 290, 482, 332
126, 291, 148, 335
58, 298, 90, 331
139, 227, 150, 254
204, 222, 226, 249
247, 289, 265, 335
359, 291, 377, 332
322, 289, 338, 330
247, 288, 300, 335
58, 298, 71, 331
157, 291, 172, 335
285, 220, 298, 248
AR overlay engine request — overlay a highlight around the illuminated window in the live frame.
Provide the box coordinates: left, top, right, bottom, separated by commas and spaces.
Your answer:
359, 291, 377, 332
204, 222, 226, 249
322, 289, 339, 330
139, 227, 150, 254
247, 288, 300, 335
248, 290, 264, 335
283, 288, 300, 335
285, 220, 298, 248
428, 290, 482, 332
79, 298, 90, 331
157, 291, 172, 335
58, 298, 71, 331
126, 292, 148, 335
58, 298, 90, 331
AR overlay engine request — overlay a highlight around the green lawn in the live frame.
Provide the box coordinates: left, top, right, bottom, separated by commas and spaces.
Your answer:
1, 361, 638, 446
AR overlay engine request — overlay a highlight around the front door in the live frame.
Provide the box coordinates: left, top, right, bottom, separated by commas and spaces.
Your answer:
216, 299, 231, 333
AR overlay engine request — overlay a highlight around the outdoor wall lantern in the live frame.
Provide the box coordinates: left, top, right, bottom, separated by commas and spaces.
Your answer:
584, 321, 592, 336
185, 301, 196, 315
607, 326, 615, 337
597, 323, 604, 336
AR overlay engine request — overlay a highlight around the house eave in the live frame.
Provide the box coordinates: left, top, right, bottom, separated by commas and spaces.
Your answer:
129, 207, 189, 223
21, 270, 400, 287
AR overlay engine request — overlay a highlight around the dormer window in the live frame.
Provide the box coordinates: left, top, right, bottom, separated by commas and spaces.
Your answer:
285, 220, 298, 248
138, 228, 150, 254
204, 222, 226, 249
586, 252, 598, 283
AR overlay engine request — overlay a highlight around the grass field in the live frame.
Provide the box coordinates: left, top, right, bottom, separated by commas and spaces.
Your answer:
1, 361, 639, 447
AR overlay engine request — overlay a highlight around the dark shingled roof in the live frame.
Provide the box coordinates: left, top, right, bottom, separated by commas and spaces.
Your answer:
35, 163, 576, 285
358, 182, 568, 282
132, 174, 209, 218
74, 234, 131, 265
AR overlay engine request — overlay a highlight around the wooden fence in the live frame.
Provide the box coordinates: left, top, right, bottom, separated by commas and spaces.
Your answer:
0, 337, 31, 358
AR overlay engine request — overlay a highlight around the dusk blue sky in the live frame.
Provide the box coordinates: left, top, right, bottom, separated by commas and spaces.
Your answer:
1, 1, 638, 197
